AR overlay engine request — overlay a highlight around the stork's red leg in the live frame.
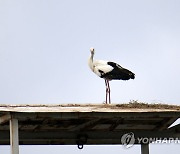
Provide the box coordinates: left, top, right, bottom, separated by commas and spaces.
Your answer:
107, 80, 111, 104
105, 79, 108, 104
105, 80, 111, 104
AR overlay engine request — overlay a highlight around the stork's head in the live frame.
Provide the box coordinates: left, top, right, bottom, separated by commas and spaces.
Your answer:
90, 47, 95, 55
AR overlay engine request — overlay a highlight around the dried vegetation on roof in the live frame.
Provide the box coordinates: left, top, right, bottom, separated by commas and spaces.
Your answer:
115, 100, 180, 110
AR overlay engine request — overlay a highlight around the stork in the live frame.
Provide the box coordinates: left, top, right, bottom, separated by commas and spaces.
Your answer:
88, 47, 135, 104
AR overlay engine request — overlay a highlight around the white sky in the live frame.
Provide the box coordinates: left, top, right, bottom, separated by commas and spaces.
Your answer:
0, 0, 180, 153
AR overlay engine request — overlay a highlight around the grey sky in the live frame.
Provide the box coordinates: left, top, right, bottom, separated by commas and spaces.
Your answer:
0, 0, 180, 153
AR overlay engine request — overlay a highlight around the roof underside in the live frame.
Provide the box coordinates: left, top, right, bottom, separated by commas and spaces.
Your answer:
0, 104, 180, 145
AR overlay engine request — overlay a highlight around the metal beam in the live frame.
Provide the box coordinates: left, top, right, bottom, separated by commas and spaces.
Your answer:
0, 113, 11, 124
70, 118, 101, 131
10, 118, 19, 154
141, 144, 149, 154
154, 117, 178, 130
109, 119, 123, 131
11, 112, 180, 121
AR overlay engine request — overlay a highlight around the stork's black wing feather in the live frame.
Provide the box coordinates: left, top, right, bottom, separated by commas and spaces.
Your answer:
101, 62, 135, 80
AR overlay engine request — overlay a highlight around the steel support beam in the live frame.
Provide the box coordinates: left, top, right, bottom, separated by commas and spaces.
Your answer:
10, 118, 19, 154
0, 113, 11, 124
71, 118, 101, 131
10, 112, 180, 121
141, 144, 149, 154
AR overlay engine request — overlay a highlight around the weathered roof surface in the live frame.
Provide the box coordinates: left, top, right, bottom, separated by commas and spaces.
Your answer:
0, 103, 180, 145
0, 103, 179, 112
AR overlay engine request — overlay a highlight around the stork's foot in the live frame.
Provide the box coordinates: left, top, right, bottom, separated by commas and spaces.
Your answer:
102, 101, 110, 105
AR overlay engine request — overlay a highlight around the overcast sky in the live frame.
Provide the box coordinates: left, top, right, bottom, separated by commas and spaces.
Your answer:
0, 0, 180, 153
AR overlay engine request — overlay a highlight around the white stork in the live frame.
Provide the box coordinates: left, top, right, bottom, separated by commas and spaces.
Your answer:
88, 47, 135, 104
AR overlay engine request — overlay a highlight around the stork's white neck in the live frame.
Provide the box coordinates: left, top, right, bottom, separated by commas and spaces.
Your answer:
88, 52, 94, 71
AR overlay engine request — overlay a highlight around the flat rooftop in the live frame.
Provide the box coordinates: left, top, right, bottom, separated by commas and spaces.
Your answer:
0, 102, 179, 112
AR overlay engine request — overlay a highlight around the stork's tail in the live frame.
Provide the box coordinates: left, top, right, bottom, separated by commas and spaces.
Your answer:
130, 72, 135, 79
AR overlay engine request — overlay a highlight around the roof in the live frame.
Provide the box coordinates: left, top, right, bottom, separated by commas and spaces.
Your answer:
0, 103, 180, 145
0, 102, 179, 112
